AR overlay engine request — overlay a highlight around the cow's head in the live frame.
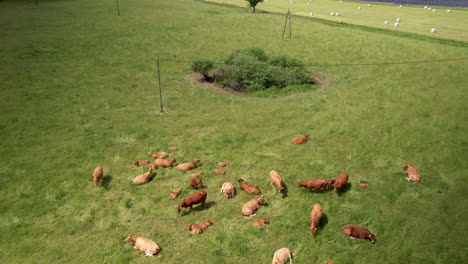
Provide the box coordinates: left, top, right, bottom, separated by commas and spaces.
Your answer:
124, 235, 135, 242
368, 233, 376, 243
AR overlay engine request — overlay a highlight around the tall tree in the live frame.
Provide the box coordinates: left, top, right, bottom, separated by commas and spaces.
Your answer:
246, 0, 264, 13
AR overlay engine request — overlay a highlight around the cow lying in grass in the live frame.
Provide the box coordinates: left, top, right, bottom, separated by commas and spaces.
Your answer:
124, 235, 160, 256
221, 182, 235, 198
402, 163, 421, 183
242, 197, 265, 216
272, 248, 293, 264
292, 133, 309, 144
238, 178, 261, 194
176, 158, 200, 171
342, 225, 375, 243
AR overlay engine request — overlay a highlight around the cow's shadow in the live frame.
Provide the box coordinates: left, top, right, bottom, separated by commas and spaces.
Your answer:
101, 175, 112, 189
281, 183, 289, 198
181, 201, 217, 216
337, 183, 352, 196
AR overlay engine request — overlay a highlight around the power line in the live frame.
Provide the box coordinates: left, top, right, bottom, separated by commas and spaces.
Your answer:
160, 57, 468, 67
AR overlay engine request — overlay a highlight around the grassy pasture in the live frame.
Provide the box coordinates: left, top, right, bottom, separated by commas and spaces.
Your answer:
0, 0, 467, 263
209, 0, 468, 42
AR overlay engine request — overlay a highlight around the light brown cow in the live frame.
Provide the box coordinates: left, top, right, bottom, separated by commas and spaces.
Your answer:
169, 145, 178, 151
238, 178, 261, 194
324, 260, 335, 264
189, 178, 203, 189
190, 171, 203, 179
310, 203, 323, 236
359, 183, 369, 188
147, 150, 168, 159
200, 219, 212, 231
334, 173, 349, 192
242, 197, 265, 216
221, 182, 236, 198
132, 168, 155, 185
92, 166, 103, 186
170, 189, 181, 199
132, 160, 151, 167
154, 158, 176, 168
124, 235, 161, 256
177, 190, 207, 214
176, 158, 200, 171
292, 133, 309, 144
269, 170, 284, 193
252, 218, 269, 228
272, 248, 293, 264
148, 162, 159, 170
342, 225, 376, 243
214, 169, 225, 174
217, 161, 230, 167
188, 223, 203, 234
402, 163, 421, 183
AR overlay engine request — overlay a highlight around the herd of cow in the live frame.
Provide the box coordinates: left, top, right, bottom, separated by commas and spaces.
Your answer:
91, 133, 421, 263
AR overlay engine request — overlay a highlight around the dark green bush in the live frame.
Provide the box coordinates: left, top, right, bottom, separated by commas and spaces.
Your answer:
198, 48, 314, 93
191, 59, 214, 78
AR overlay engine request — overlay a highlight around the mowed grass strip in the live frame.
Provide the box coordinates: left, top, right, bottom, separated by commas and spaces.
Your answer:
0, 0, 467, 263
207, 0, 468, 42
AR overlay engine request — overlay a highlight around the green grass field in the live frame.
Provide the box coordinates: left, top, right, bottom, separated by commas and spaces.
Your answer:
209, 0, 468, 42
0, 0, 467, 263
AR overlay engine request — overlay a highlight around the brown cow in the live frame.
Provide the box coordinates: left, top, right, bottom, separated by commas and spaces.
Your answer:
154, 158, 176, 168
217, 161, 230, 167
200, 219, 212, 231
92, 166, 103, 186
221, 182, 236, 198
297, 179, 329, 191
170, 189, 181, 199
252, 218, 269, 228
147, 150, 168, 159
242, 197, 265, 216
177, 190, 207, 214
292, 133, 309, 144
168, 145, 178, 151
148, 162, 159, 170
310, 203, 323, 236
188, 223, 203, 234
214, 169, 225, 174
190, 171, 203, 179
176, 158, 200, 171
334, 173, 349, 192
272, 248, 293, 264
342, 225, 375, 243
132, 168, 155, 185
189, 178, 203, 189
132, 160, 151, 167
124, 235, 161, 256
238, 178, 261, 194
402, 163, 421, 183
269, 170, 284, 193
325, 260, 335, 264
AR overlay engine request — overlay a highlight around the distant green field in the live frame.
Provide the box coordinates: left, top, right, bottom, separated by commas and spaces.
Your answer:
0, 0, 467, 263
209, 0, 468, 42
